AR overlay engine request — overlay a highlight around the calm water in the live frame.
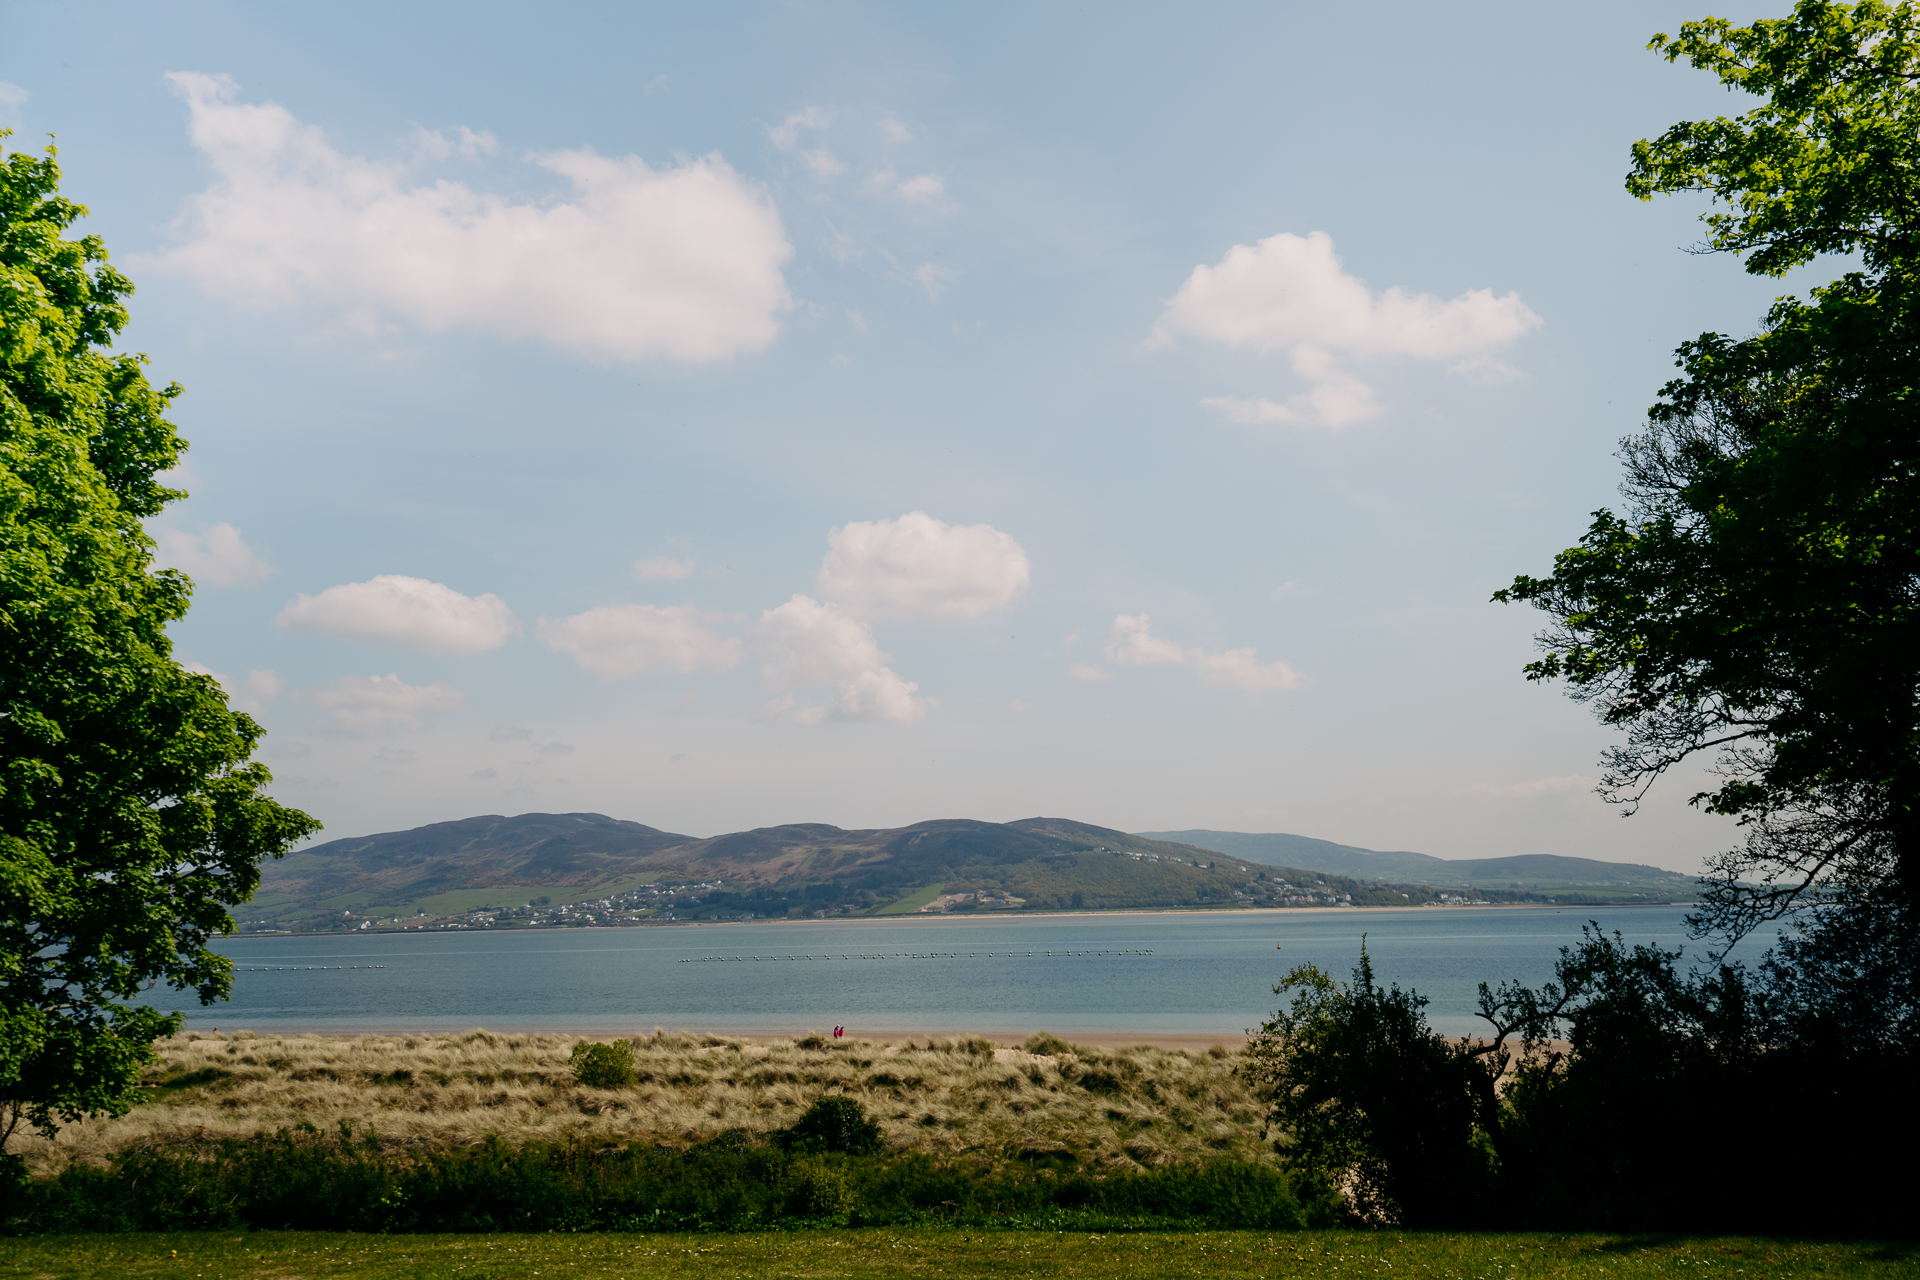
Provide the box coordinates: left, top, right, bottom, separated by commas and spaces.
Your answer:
152, 905, 1767, 1038
153, 901, 1781, 1043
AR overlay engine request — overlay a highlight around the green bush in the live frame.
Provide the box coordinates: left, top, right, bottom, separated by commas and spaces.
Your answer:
778, 1097, 884, 1155
569, 1040, 638, 1088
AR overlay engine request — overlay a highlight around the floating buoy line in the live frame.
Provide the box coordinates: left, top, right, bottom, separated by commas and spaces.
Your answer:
241, 965, 386, 971
678, 949, 1154, 963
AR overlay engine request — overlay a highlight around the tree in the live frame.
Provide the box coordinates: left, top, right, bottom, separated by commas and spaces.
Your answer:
0, 134, 320, 1151
1496, 0, 1920, 953
1239, 942, 1502, 1227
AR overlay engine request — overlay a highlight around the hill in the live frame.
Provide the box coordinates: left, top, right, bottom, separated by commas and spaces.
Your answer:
243, 814, 1438, 933
1137, 829, 1698, 898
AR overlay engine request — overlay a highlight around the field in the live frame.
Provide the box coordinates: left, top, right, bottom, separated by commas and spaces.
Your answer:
1, 1230, 1911, 1279
12, 1029, 1262, 1176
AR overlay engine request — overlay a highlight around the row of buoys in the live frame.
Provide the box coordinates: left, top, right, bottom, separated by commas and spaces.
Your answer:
242, 965, 386, 971
680, 949, 1155, 963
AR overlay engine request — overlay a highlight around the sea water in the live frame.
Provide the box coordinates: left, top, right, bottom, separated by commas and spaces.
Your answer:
152, 904, 1775, 1038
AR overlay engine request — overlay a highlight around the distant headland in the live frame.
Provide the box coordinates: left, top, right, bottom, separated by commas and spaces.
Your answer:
243, 814, 1700, 934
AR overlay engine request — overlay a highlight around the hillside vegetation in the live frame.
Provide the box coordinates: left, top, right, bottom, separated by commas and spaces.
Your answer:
246, 814, 1662, 934
1141, 830, 1699, 900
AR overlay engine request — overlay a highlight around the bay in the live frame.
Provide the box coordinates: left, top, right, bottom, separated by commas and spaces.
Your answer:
154, 904, 1769, 1038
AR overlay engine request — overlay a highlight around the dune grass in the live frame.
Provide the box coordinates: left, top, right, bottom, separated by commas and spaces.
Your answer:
1, 1229, 1910, 1279
10, 1029, 1259, 1177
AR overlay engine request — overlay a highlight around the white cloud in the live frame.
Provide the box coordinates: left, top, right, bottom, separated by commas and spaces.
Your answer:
184, 662, 284, 716
0, 82, 28, 106
536, 604, 742, 679
1067, 662, 1113, 681
896, 173, 944, 204
275, 575, 517, 655
914, 263, 959, 300
878, 116, 913, 143
308, 673, 467, 735
816, 511, 1029, 623
1201, 348, 1379, 428
752, 594, 931, 723
1155, 230, 1540, 428
157, 73, 794, 363
1103, 614, 1304, 693
1463, 774, 1596, 800
407, 124, 497, 161
152, 521, 277, 586
770, 106, 833, 151
825, 668, 929, 723
489, 725, 533, 741
801, 149, 847, 178
633, 555, 698, 581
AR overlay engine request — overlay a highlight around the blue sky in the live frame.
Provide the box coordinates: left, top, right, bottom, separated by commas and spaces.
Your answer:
4, 2, 1812, 867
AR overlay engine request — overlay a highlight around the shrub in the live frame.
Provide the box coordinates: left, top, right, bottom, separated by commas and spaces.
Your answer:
569, 1040, 638, 1089
777, 1097, 884, 1156
782, 1156, 857, 1217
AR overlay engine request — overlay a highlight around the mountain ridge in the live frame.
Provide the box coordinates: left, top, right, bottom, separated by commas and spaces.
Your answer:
244, 812, 1696, 933
1137, 829, 1696, 890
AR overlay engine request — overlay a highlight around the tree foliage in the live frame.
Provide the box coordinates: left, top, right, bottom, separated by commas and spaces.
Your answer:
1238, 942, 1501, 1227
1498, 0, 1920, 948
1242, 930, 1912, 1232
0, 133, 319, 1148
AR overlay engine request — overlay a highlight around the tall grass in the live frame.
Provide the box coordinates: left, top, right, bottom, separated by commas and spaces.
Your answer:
11, 1030, 1262, 1178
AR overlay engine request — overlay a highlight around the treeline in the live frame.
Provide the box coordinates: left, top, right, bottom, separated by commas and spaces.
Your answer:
2, 1100, 1336, 1236
1242, 918, 1916, 1237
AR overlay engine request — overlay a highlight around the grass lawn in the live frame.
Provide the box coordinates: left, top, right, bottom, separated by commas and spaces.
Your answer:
0, 1230, 1912, 1279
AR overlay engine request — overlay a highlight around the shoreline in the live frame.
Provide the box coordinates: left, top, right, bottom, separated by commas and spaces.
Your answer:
173, 1025, 1255, 1050
234, 899, 1694, 941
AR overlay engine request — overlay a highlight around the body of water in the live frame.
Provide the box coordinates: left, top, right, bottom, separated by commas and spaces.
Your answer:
152, 905, 1766, 1038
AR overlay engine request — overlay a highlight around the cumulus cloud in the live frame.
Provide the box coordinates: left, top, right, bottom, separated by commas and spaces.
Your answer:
0, 82, 28, 107
816, 511, 1029, 623
1066, 662, 1114, 681
184, 662, 284, 716
752, 594, 931, 723
308, 673, 467, 735
156, 73, 794, 363
275, 575, 517, 655
152, 521, 277, 586
1103, 614, 1303, 693
536, 604, 742, 679
1463, 774, 1596, 800
1153, 230, 1540, 428
633, 555, 698, 581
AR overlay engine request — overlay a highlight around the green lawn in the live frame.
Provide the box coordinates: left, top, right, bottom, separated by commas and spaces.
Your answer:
1, 1231, 1911, 1279
871, 883, 944, 916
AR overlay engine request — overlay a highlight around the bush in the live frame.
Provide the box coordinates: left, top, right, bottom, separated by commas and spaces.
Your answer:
777, 1097, 883, 1155
569, 1040, 638, 1088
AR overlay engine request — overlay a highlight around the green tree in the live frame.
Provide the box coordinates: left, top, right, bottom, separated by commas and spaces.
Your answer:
1239, 942, 1503, 1227
0, 134, 320, 1151
1497, 0, 1920, 949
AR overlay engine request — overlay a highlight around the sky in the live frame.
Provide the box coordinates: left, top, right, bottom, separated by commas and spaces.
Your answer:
2, 1, 1818, 869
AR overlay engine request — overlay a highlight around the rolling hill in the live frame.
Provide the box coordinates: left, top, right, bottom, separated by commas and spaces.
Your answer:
243, 814, 1436, 932
1137, 829, 1699, 897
